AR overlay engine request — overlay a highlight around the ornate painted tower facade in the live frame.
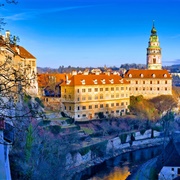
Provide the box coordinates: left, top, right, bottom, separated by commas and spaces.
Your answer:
147, 22, 162, 70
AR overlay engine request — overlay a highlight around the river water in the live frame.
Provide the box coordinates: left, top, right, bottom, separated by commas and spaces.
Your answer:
73, 146, 162, 180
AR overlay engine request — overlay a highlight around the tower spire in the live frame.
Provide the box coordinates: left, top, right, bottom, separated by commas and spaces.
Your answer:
152, 20, 155, 28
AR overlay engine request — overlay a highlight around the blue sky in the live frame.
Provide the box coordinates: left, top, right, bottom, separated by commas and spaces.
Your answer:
1, 0, 180, 68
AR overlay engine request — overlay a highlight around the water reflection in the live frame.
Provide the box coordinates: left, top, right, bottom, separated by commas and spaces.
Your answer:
90, 166, 130, 180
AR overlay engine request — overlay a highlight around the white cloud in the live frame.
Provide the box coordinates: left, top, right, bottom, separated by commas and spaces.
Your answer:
2, 5, 95, 21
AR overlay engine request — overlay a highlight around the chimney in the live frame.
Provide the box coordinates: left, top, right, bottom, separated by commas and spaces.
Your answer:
5, 30, 10, 45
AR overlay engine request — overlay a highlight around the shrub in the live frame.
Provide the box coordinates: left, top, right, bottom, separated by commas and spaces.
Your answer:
140, 129, 146, 135
152, 126, 163, 132
61, 111, 66, 117
65, 118, 74, 124
79, 147, 90, 156
131, 133, 135, 141
98, 112, 105, 119
24, 94, 32, 103
48, 125, 61, 135
35, 97, 44, 108
119, 133, 127, 143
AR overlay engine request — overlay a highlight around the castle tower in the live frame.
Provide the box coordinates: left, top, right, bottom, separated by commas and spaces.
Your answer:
147, 21, 162, 70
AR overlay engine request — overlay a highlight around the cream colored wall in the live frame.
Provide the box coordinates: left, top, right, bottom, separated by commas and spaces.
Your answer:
127, 78, 172, 98
61, 83, 130, 120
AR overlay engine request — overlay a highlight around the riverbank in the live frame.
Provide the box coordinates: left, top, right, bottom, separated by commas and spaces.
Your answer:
65, 138, 165, 180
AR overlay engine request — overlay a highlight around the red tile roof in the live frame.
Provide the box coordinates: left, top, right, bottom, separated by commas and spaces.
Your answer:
124, 69, 171, 79
11, 45, 36, 59
61, 74, 129, 86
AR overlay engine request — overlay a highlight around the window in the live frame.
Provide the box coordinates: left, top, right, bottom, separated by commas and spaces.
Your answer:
143, 87, 145, 91
82, 106, 86, 110
121, 102, 124, 106
153, 58, 156, 63
116, 110, 119, 113
165, 87, 167, 91
100, 88, 103, 91
111, 103, 114, 107
69, 95, 71, 99
121, 94, 124, 97
136, 81, 138, 84
116, 87, 119, 91
150, 81, 152, 84
100, 94, 103, 99
77, 97, 80, 101
106, 104, 109, 108
82, 96, 86, 100
121, 87, 124, 90
116, 94, 119, 98
77, 106, 80, 110
88, 88, 92, 92
95, 88, 98, 92
150, 87, 152, 91
143, 81, 145, 84
69, 106, 71, 110
77, 89, 79, 93
95, 95, 98, 100
100, 104, 103, 108
157, 80, 160, 84
111, 94, 114, 98
82, 114, 86, 117
88, 96, 92, 100
165, 80, 167, 84
136, 88, 138, 91
82, 89, 86, 92
157, 87, 159, 91
32, 61, 35, 66
116, 103, 119, 106
111, 87, 114, 91
105, 88, 109, 91
89, 105, 92, 109
95, 105, 98, 108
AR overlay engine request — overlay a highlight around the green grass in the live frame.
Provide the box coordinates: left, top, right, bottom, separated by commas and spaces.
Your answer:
81, 127, 94, 135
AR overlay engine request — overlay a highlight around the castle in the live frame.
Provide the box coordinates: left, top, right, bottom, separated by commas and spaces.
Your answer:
38, 23, 172, 120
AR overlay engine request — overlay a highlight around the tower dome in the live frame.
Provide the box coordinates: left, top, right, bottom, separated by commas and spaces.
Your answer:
151, 26, 157, 35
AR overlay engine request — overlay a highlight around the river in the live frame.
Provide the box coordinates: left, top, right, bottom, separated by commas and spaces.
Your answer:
73, 146, 162, 180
